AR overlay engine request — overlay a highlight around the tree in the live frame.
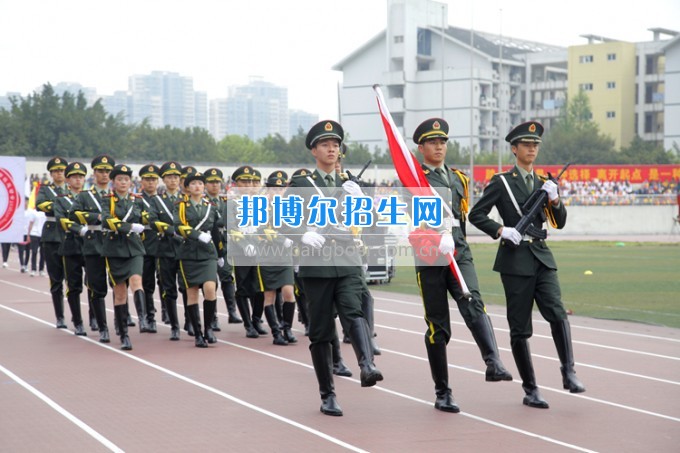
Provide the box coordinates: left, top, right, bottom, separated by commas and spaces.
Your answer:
617, 136, 679, 164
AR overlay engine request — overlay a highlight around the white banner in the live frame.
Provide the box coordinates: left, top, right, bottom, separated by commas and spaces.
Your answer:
0, 157, 26, 242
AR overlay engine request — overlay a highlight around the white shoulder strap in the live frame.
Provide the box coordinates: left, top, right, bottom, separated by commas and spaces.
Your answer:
499, 175, 522, 217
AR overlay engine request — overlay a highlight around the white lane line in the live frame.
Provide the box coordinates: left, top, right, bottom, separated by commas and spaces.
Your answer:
374, 294, 680, 343
376, 323, 680, 387
375, 307, 680, 361
0, 303, 366, 453
0, 363, 123, 452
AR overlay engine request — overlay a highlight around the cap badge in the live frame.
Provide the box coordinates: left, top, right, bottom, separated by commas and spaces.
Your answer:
102, 157, 108, 163
170, 163, 176, 169
148, 166, 153, 171
433, 121, 441, 130
244, 168, 250, 174
211, 169, 216, 175
529, 123, 536, 133
55, 158, 61, 163
122, 165, 128, 171
324, 122, 333, 131
74, 163, 80, 169
276, 172, 282, 177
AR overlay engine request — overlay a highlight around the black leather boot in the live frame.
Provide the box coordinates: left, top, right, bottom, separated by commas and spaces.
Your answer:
236, 296, 259, 338
187, 304, 207, 348
145, 291, 157, 333
347, 318, 383, 387
310, 342, 343, 416
264, 304, 288, 346
52, 291, 67, 328
88, 293, 98, 331
551, 319, 586, 393
161, 293, 170, 324
361, 289, 380, 355
125, 298, 136, 327
424, 341, 460, 413
181, 289, 194, 336
114, 304, 132, 350
251, 293, 268, 335
93, 297, 110, 343
166, 297, 180, 341
331, 334, 352, 377
511, 339, 549, 408
282, 301, 298, 343
295, 289, 309, 335
203, 299, 217, 344
134, 290, 150, 333
67, 292, 87, 336
469, 314, 513, 382
222, 279, 242, 324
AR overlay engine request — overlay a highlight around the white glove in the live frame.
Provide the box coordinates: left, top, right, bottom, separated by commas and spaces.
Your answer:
362, 263, 369, 273
244, 244, 257, 256
438, 233, 455, 255
130, 223, 145, 234
500, 227, 522, 245
541, 180, 559, 202
78, 226, 88, 237
198, 232, 212, 244
342, 180, 363, 197
217, 257, 225, 268
283, 238, 293, 248
301, 231, 325, 249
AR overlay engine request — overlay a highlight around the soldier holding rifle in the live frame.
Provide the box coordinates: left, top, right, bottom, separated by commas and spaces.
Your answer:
469, 121, 586, 409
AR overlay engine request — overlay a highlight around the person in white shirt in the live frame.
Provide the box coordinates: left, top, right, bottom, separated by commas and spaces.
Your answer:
25, 205, 46, 276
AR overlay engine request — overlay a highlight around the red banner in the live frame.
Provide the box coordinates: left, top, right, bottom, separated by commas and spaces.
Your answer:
473, 164, 680, 183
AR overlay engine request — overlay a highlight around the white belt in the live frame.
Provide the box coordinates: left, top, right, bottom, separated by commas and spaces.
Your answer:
45, 216, 56, 222
521, 235, 543, 243
87, 225, 102, 231
144, 226, 152, 230
444, 217, 461, 229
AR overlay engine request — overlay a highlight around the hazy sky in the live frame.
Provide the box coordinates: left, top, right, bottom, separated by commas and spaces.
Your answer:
1, 0, 678, 120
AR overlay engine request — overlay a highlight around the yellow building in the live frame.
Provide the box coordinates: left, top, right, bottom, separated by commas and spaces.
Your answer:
568, 39, 637, 149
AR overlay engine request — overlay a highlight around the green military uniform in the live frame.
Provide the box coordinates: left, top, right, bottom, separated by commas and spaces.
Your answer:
138, 164, 162, 333
69, 154, 115, 343
36, 156, 68, 328
289, 120, 382, 417
469, 120, 585, 409
53, 162, 87, 336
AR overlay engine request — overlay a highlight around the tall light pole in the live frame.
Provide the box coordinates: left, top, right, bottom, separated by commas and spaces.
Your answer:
469, 6, 475, 204
497, 8, 504, 172
441, 4, 445, 118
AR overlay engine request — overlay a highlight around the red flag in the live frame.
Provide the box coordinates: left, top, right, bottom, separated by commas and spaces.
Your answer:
373, 84, 471, 298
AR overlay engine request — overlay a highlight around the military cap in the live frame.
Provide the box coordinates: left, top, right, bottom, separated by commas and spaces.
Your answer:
291, 168, 312, 178
305, 120, 344, 149
413, 118, 449, 145
231, 165, 258, 182
160, 161, 182, 177
183, 171, 206, 187
47, 157, 68, 172
265, 170, 287, 187
204, 167, 224, 182
139, 164, 161, 178
181, 166, 197, 179
109, 164, 133, 180
505, 121, 544, 144
91, 154, 115, 170
65, 161, 87, 178
252, 169, 262, 181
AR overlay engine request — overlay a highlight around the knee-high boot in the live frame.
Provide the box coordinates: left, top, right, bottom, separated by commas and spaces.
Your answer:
93, 297, 110, 343
511, 339, 549, 408
469, 314, 513, 382
264, 304, 288, 345
331, 333, 352, 377
67, 292, 86, 336
236, 296, 258, 338
361, 289, 380, 355
310, 342, 343, 416
145, 290, 156, 333
282, 301, 298, 343
203, 299, 217, 344
346, 318, 383, 387
133, 289, 150, 333
87, 292, 98, 331
52, 291, 66, 328
114, 304, 132, 350
424, 341, 460, 413
187, 304, 207, 348
222, 279, 241, 323
251, 292, 267, 335
181, 289, 194, 336
166, 297, 180, 341
551, 319, 586, 393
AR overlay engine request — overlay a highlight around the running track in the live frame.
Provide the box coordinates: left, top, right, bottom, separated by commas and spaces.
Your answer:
1, 259, 678, 452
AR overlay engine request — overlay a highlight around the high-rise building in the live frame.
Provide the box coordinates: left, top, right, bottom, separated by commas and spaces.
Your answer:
223, 77, 289, 141
289, 109, 319, 138
128, 71, 198, 129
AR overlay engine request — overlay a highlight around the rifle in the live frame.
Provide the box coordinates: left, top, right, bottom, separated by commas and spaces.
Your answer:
510, 162, 571, 246
346, 159, 372, 185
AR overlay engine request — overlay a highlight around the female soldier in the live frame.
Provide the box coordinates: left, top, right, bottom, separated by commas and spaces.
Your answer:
101, 164, 147, 350
174, 171, 224, 348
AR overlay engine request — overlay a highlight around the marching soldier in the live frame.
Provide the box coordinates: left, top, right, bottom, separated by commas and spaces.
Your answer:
70, 154, 115, 343
204, 168, 242, 330
288, 120, 382, 416
36, 156, 68, 328
174, 171, 224, 348
408, 118, 512, 413
150, 161, 183, 341
469, 121, 586, 409
101, 164, 148, 350
54, 162, 88, 336
179, 165, 197, 336
138, 164, 162, 333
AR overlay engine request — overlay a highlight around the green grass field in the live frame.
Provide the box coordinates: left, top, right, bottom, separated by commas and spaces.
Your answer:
377, 241, 680, 329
